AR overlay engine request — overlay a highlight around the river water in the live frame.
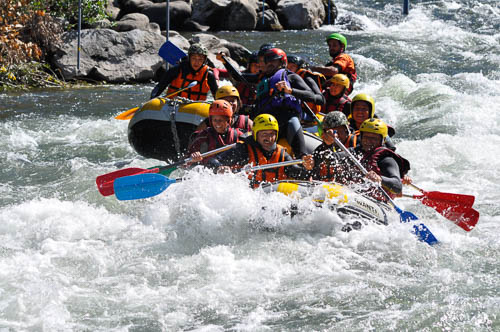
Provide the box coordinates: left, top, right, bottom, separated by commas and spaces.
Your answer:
1, 0, 499, 330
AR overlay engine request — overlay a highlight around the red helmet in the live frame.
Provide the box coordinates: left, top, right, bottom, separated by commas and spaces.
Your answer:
264, 48, 287, 66
209, 100, 233, 118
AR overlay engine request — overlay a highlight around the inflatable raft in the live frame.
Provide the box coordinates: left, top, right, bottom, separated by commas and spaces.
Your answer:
262, 180, 393, 226
128, 97, 323, 161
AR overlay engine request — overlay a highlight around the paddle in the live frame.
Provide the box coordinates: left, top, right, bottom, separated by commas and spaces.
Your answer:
408, 183, 475, 208
301, 101, 323, 136
158, 40, 187, 65
114, 80, 198, 121
221, 54, 250, 85
402, 193, 479, 232
96, 143, 237, 197
113, 159, 305, 201
333, 137, 438, 245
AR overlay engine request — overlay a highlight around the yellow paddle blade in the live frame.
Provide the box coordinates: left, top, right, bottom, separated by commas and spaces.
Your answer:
115, 107, 139, 120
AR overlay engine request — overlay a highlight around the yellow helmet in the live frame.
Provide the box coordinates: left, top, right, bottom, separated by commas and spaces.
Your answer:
359, 118, 388, 140
351, 93, 375, 118
215, 85, 241, 104
330, 74, 350, 90
253, 114, 279, 140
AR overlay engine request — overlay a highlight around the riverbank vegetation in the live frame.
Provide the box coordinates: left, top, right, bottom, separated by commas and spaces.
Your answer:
0, 0, 108, 91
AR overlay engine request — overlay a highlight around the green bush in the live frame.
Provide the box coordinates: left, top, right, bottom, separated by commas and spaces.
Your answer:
31, 0, 109, 27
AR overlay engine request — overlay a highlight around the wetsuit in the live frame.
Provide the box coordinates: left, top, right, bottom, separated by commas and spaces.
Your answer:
151, 60, 218, 99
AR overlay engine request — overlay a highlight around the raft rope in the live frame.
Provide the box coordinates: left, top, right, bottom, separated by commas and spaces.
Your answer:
170, 102, 181, 156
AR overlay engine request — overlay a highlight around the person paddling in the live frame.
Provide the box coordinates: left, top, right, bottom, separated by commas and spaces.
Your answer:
196, 85, 253, 133
310, 33, 357, 94
322, 74, 352, 117
335, 118, 410, 201
188, 100, 245, 164
151, 43, 218, 100
208, 114, 313, 188
309, 112, 352, 182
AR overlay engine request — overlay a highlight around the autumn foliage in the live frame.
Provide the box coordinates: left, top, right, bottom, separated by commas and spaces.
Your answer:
0, 0, 63, 66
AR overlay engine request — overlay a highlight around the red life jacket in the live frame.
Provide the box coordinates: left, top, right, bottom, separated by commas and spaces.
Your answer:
166, 65, 211, 101
189, 127, 242, 163
322, 93, 351, 115
232, 114, 252, 133
236, 81, 256, 106
247, 143, 287, 188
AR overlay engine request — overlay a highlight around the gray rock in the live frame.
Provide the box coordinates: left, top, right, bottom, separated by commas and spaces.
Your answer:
220, 41, 252, 66
276, 0, 325, 30
181, 19, 211, 32
115, 13, 150, 31
51, 29, 165, 83
192, 0, 257, 30
118, 0, 154, 18
256, 9, 283, 31
106, 0, 121, 20
321, 0, 337, 25
89, 19, 113, 29
142, 1, 192, 29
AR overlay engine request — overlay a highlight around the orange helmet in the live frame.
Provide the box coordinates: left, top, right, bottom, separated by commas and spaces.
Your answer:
209, 100, 233, 118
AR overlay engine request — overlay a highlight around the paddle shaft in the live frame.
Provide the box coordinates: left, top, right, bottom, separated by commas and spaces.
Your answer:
243, 159, 303, 172
159, 143, 237, 170
221, 55, 251, 85
116, 82, 198, 120
333, 137, 402, 209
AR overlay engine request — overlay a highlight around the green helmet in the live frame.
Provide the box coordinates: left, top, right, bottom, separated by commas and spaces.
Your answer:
323, 111, 349, 130
188, 43, 208, 56
326, 33, 347, 50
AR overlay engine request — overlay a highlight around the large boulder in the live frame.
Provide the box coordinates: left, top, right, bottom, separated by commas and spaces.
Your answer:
115, 13, 150, 31
192, 0, 257, 30
189, 33, 250, 67
142, 1, 192, 30
106, 0, 121, 20
117, 0, 154, 19
51, 29, 165, 83
276, 0, 325, 30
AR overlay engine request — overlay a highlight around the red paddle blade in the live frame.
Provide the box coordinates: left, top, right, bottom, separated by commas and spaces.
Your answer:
441, 207, 479, 232
422, 190, 475, 208
96, 168, 159, 196
418, 196, 479, 231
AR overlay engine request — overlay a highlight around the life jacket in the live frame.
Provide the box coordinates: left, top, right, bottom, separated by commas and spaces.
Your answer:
166, 64, 211, 101
315, 145, 337, 182
189, 127, 242, 163
360, 146, 410, 199
236, 81, 256, 106
296, 68, 326, 115
255, 69, 302, 118
233, 114, 252, 133
322, 92, 351, 116
346, 131, 359, 148
247, 141, 287, 188
331, 53, 357, 94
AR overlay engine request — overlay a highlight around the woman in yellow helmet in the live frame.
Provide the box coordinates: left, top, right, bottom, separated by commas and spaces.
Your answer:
321, 74, 352, 116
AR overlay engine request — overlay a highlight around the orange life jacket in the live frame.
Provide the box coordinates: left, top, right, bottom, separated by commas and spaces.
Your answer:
331, 53, 357, 94
247, 143, 287, 188
166, 65, 211, 101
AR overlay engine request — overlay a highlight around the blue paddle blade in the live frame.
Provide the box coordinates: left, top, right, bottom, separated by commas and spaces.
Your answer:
393, 203, 438, 245
413, 224, 439, 246
158, 41, 187, 65
114, 173, 175, 201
